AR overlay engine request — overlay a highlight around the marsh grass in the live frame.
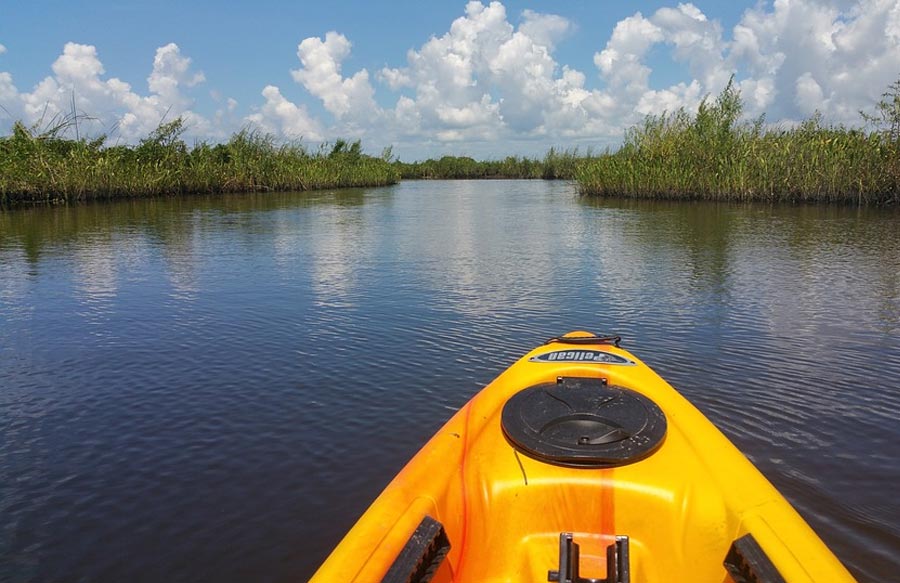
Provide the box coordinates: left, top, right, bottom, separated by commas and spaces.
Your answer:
577, 79, 900, 205
7, 78, 899, 208
0, 118, 398, 206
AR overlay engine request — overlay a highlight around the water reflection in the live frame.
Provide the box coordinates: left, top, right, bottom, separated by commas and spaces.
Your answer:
0, 255, 33, 321
309, 205, 369, 309
73, 236, 120, 301
578, 197, 900, 336
392, 180, 566, 319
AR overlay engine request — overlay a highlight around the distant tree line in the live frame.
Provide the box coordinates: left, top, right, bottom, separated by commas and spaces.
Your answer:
392, 147, 593, 180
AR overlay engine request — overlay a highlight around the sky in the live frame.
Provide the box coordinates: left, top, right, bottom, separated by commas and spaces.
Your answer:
1, 0, 899, 160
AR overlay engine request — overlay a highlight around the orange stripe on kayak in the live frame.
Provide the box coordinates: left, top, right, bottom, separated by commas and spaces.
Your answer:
600, 467, 615, 558
453, 401, 474, 580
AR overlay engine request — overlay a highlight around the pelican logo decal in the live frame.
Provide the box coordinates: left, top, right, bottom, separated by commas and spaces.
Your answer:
530, 350, 634, 365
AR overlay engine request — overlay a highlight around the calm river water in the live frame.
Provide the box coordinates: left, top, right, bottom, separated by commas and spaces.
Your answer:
1, 180, 898, 582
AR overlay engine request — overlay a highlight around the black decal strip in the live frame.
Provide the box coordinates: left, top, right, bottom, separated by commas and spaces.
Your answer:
529, 350, 635, 365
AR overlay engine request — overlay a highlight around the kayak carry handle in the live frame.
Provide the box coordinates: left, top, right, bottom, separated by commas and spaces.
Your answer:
544, 335, 622, 347
548, 533, 630, 583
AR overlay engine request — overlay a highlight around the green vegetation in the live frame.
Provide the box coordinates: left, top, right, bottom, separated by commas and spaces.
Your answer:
393, 147, 590, 180
5, 77, 899, 207
577, 78, 900, 205
0, 118, 399, 206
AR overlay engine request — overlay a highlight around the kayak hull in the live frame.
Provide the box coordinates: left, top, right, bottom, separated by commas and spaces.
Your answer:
311, 334, 855, 583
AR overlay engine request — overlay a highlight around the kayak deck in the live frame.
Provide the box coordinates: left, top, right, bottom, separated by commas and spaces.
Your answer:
311, 334, 855, 582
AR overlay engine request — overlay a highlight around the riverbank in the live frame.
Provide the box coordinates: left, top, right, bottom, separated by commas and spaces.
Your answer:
0, 119, 399, 206
4, 78, 899, 207
576, 80, 900, 205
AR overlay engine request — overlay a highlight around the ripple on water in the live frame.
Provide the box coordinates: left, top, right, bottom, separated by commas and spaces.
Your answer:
0, 184, 897, 582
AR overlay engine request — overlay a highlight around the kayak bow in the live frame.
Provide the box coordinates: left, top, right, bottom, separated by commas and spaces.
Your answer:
311, 332, 855, 583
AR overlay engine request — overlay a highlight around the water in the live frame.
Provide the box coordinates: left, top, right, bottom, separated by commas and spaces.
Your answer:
0, 181, 898, 582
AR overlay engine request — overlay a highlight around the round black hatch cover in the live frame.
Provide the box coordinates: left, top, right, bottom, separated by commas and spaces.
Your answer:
501, 378, 666, 468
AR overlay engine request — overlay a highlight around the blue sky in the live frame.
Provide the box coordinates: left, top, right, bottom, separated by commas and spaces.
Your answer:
2, 1, 899, 159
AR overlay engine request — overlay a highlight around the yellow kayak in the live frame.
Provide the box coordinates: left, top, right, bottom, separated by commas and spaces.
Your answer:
310, 332, 855, 583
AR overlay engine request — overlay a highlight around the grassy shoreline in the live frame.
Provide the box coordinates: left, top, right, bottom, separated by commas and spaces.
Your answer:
4, 78, 899, 207
0, 119, 399, 206
576, 79, 900, 206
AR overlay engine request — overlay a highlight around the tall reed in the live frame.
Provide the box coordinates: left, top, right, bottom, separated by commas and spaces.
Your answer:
577, 79, 900, 205
0, 118, 399, 206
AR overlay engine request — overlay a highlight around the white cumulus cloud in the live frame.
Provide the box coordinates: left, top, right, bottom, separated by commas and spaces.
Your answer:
519, 9, 572, 51
148, 43, 205, 104
245, 85, 323, 140
1, 42, 215, 141
3, 0, 899, 157
372, 1, 622, 144
291, 32, 379, 121
728, 0, 900, 123
589, 0, 900, 129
